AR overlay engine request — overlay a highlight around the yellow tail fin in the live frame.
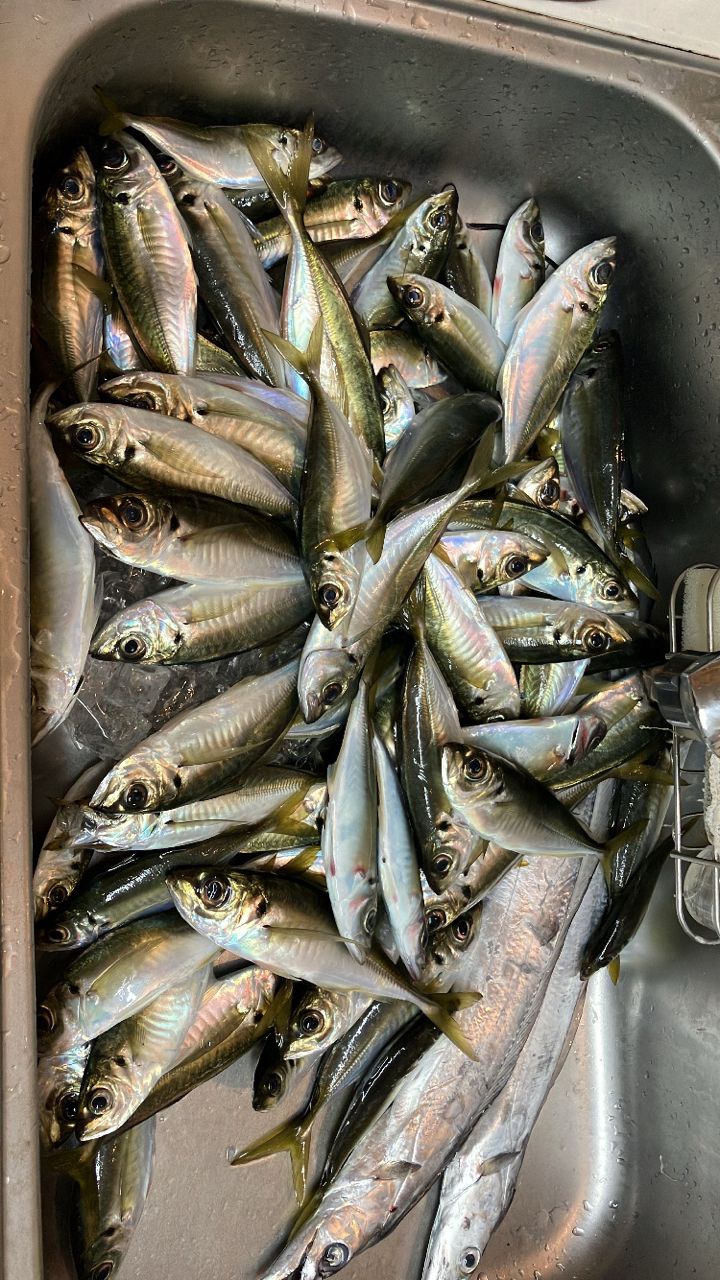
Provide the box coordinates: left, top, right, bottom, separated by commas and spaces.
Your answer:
230, 1112, 313, 1205
245, 116, 314, 221
93, 86, 131, 136
421, 990, 481, 1061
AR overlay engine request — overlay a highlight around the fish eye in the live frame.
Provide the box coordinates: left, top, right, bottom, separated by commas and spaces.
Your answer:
60, 175, 83, 201
37, 1006, 54, 1035
430, 209, 450, 230
181, 191, 196, 207
322, 1242, 350, 1270
602, 579, 622, 600
504, 554, 530, 579
48, 882, 69, 909
451, 914, 472, 943
590, 259, 614, 287
312, 136, 326, 154
123, 782, 149, 810
380, 179, 401, 203
319, 582, 342, 610
118, 635, 147, 661
462, 752, 489, 782
432, 852, 453, 878
46, 923, 71, 945
300, 1009, 324, 1035
87, 1087, 113, 1116
59, 1091, 79, 1123
538, 479, 560, 505
403, 285, 425, 308
198, 875, 231, 909
118, 496, 149, 529
583, 627, 610, 653
101, 142, 128, 171
156, 153, 178, 175
322, 680, 343, 706
91, 1264, 114, 1280
530, 218, 544, 245
264, 1070, 283, 1097
73, 423, 101, 451
460, 1246, 480, 1274
426, 908, 446, 932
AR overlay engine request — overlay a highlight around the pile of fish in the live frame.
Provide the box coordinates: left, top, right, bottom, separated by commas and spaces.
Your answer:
31, 98, 674, 1280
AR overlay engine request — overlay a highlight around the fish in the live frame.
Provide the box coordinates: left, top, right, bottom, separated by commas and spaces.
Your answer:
91, 578, 312, 664
33, 762, 107, 920
81, 491, 302, 586
230, 1001, 416, 1203
451, 498, 635, 612
474, 597, 632, 663
322, 679, 379, 961
351, 188, 458, 329
101, 367, 308, 428
581, 828, 675, 979
421, 848, 517, 934
97, 99, 341, 188
508, 455, 561, 509
75, 963, 211, 1139
32, 146, 104, 401
30, 386, 99, 746
498, 237, 617, 462
491, 197, 545, 346
442, 217, 493, 317
245, 118, 385, 460
255, 175, 412, 267
243, 846, 326, 887
422, 867, 606, 1280
87, 656, 300, 811
389, 273, 506, 393
253, 1019, 309, 1113
437, 526, 547, 593
36, 914, 218, 1057
370, 329, 445, 389
373, 731, 427, 981
96, 133, 197, 372
461, 713, 607, 782
62, 1117, 156, 1280
261, 855, 596, 1277
378, 364, 415, 450
560, 331, 624, 552
285, 988, 373, 1061
550, 674, 667, 793
49, 401, 297, 519
164, 161, 285, 384
422, 554, 521, 722
166, 869, 479, 1058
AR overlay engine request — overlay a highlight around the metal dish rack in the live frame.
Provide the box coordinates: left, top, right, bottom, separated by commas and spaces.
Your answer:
668, 565, 720, 943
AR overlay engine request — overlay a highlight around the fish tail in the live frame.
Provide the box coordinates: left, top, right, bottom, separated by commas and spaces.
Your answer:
288, 1187, 323, 1240
457, 429, 496, 499
245, 116, 314, 222
284, 846, 321, 876
607, 955, 621, 984
620, 553, 660, 601
230, 1113, 313, 1205
406, 577, 427, 640
261, 317, 324, 386
421, 990, 481, 1061
364, 515, 386, 564
93, 87, 131, 136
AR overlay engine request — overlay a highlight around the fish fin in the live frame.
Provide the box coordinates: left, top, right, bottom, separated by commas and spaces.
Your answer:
458, 429, 495, 499
422, 990, 481, 1061
245, 116, 313, 221
260, 324, 317, 388
480, 459, 538, 490
93, 86, 131, 135
365, 516, 386, 564
611, 764, 674, 786
620, 554, 659, 601
476, 1150, 521, 1177
44, 1140, 97, 1185
315, 522, 371, 557
289, 1188, 322, 1240
284, 847, 322, 876
229, 1113, 313, 1205
607, 955, 621, 984
72, 263, 114, 307
601, 819, 647, 883
405, 577, 427, 641
372, 1160, 422, 1182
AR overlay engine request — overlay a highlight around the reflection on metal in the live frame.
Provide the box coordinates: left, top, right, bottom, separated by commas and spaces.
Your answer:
667, 566, 720, 944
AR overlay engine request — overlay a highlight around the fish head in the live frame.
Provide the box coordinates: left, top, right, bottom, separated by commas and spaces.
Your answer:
91, 600, 181, 663
421, 903, 484, 986
36, 980, 83, 1057
47, 403, 127, 469
76, 1048, 141, 1141
564, 236, 617, 315
89, 751, 181, 812
570, 712, 608, 765
101, 370, 189, 418
387, 273, 443, 329
561, 605, 631, 656
166, 868, 267, 947
511, 456, 561, 510
286, 989, 347, 1059
412, 187, 458, 254
585, 565, 636, 614
425, 806, 485, 891
253, 1052, 293, 1110
96, 131, 161, 202
31, 666, 78, 745
515, 195, 545, 281
36, 903, 92, 952
355, 176, 413, 236
37, 1044, 88, 1149
441, 744, 505, 813
262, 1200, 375, 1280
311, 550, 362, 631
298, 639, 361, 723
41, 145, 97, 239
81, 491, 173, 557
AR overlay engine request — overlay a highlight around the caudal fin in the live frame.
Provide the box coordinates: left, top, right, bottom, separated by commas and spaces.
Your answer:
245, 117, 314, 222
93, 87, 131, 136
230, 1113, 313, 1205
421, 989, 481, 1061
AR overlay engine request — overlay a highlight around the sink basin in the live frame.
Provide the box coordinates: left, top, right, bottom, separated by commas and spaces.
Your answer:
2, 3, 720, 1278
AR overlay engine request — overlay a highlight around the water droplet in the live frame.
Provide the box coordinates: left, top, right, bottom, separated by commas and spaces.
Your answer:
572, 1226, 585, 1237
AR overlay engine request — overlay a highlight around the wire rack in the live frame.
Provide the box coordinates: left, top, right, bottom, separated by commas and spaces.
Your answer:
669, 565, 720, 944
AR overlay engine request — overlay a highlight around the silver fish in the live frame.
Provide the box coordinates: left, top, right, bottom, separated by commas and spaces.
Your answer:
373, 730, 427, 981
491, 197, 545, 346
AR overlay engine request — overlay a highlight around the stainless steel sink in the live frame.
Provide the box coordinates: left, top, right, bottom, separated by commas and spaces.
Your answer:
2, 2, 720, 1277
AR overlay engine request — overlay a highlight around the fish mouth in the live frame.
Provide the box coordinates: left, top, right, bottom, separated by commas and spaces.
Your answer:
570, 713, 607, 764
80, 509, 122, 551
